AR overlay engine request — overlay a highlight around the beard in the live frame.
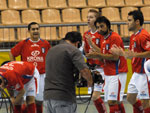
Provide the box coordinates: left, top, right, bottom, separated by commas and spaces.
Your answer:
128, 27, 135, 31
98, 29, 109, 36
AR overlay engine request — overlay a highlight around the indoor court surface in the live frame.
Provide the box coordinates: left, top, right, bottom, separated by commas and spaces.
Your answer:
1, 97, 133, 113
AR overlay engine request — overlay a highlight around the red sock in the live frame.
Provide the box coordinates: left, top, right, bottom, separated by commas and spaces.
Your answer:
133, 100, 143, 113
22, 103, 27, 113
36, 104, 43, 113
109, 104, 120, 113
14, 105, 22, 113
144, 107, 150, 113
94, 97, 107, 113
118, 103, 125, 113
27, 103, 36, 113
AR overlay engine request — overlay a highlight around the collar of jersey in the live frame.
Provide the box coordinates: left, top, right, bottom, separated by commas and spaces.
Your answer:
104, 31, 112, 39
29, 38, 40, 43
90, 29, 98, 34
134, 28, 143, 36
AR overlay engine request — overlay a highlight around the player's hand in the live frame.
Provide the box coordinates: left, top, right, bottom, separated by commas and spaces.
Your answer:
85, 34, 93, 46
124, 49, 136, 59
109, 44, 124, 56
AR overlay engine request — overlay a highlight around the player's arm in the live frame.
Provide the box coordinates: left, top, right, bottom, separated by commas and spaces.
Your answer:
14, 88, 25, 104
125, 50, 150, 59
80, 68, 93, 87
86, 51, 119, 61
9, 51, 16, 61
8, 88, 25, 105
135, 51, 150, 58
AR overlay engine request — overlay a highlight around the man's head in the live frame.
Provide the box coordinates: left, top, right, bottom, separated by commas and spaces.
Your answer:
127, 10, 144, 31
28, 22, 40, 41
63, 31, 82, 48
94, 16, 111, 36
87, 9, 101, 27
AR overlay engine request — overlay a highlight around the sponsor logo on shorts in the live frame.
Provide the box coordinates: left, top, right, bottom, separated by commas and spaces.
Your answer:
140, 91, 147, 97
28, 90, 34, 92
109, 92, 116, 98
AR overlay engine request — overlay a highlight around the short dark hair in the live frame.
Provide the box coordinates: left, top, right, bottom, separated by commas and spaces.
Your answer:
94, 16, 111, 30
63, 31, 82, 48
28, 22, 39, 31
128, 10, 144, 26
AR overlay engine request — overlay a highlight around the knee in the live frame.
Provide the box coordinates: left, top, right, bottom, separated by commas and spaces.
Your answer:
127, 94, 136, 105
26, 96, 35, 105
108, 100, 118, 106
36, 100, 43, 105
141, 100, 150, 109
91, 91, 101, 101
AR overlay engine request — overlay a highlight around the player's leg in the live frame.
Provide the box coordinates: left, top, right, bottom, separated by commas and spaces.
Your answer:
127, 72, 143, 113
106, 75, 121, 113
25, 77, 36, 113
92, 68, 107, 113
35, 73, 45, 113
13, 96, 23, 113
137, 74, 150, 113
118, 73, 127, 113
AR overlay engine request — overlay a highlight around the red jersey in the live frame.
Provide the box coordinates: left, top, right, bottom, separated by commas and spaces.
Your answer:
129, 28, 150, 73
11, 38, 50, 74
83, 30, 103, 67
0, 61, 35, 91
100, 32, 128, 75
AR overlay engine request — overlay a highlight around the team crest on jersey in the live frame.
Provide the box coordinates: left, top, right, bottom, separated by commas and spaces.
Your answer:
96, 38, 100, 45
106, 44, 109, 50
134, 41, 136, 48
41, 47, 45, 53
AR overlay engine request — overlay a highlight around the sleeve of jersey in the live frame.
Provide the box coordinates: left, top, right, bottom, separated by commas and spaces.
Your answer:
11, 41, 24, 57
71, 49, 88, 71
140, 34, 150, 51
46, 40, 51, 49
